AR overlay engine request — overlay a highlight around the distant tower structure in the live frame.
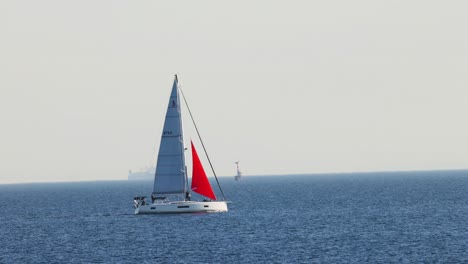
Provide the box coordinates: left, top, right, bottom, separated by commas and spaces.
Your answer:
235, 161, 242, 181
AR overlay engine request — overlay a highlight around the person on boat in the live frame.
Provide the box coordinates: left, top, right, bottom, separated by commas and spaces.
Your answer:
185, 192, 191, 201
151, 194, 156, 203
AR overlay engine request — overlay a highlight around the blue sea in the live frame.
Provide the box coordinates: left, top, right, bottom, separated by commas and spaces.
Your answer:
1, 171, 467, 263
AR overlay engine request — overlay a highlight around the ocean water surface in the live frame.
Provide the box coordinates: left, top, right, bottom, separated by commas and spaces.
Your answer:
1, 171, 467, 263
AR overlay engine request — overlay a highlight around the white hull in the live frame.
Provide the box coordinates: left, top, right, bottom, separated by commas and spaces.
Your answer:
134, 201, 228, 214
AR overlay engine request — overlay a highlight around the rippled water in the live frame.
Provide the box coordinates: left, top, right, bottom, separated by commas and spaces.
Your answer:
1, 171, 468, 263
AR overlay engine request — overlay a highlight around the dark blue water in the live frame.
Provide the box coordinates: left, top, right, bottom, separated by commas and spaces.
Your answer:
1, 171, 467, 263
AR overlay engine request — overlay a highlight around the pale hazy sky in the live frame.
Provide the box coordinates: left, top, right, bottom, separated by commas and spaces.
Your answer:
1, 1, 467, 184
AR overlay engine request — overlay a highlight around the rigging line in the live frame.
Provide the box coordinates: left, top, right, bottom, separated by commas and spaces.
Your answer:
178, 83, 227, 201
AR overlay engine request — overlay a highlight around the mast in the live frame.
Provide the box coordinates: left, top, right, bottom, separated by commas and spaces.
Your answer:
179, 84, 227, 201
175, 75, 190, 198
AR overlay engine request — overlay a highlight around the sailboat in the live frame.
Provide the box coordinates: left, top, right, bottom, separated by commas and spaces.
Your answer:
133, 75, 228, 214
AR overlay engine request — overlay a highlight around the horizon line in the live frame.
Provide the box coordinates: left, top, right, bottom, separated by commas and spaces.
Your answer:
1, 168, 467, 185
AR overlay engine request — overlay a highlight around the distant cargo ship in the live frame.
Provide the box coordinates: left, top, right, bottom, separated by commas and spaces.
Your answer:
128, 166, 155, 181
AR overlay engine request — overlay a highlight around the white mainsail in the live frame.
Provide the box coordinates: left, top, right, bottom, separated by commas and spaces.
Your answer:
152, 76, 187, 195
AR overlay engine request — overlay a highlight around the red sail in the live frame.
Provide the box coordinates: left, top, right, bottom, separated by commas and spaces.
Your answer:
191, 141, 217, 200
